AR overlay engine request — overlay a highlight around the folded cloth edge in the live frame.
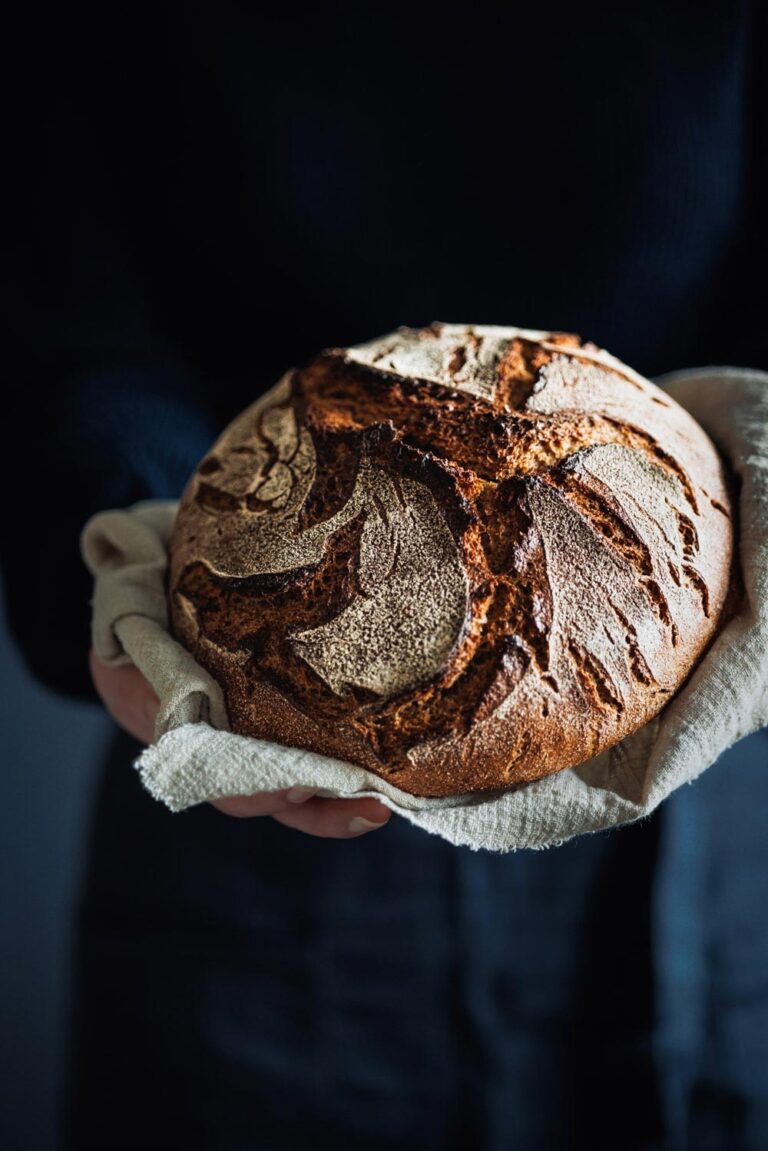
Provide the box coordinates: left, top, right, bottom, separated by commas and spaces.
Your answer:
77, 367, 768, 851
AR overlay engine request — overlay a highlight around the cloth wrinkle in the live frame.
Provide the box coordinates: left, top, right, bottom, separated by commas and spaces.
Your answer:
79, 368, 768, 852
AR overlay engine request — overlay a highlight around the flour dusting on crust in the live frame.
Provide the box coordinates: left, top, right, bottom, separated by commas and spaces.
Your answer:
168, 322, 734, 796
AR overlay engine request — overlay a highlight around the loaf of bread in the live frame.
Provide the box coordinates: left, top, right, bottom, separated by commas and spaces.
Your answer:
168, 323, 734, 796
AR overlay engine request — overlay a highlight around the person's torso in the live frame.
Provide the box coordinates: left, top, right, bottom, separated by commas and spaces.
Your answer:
71, 3, 758, 421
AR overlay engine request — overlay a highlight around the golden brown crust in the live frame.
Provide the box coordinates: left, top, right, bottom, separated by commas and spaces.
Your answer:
168, 323, 734, 796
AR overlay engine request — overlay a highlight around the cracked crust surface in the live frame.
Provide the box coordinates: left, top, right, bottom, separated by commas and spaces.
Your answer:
168, 322, 734, 796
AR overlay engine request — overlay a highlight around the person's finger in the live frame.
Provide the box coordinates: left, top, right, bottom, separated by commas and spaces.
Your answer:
209, 790, 308, 818
210, 790, 392, 837
88, 648, 160, 744
88, 651, 392, 837
210, 788, 389, 822
271, 795, 392, 838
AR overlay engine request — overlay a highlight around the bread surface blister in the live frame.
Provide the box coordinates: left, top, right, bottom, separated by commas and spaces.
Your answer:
169, 322, 733, 796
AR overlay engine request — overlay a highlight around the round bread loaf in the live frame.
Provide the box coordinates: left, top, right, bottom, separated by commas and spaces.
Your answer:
168, 322, 734, 796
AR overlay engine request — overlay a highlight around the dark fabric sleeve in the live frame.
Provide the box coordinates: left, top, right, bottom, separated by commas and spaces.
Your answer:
714, 0, 767, 370
2, 49, 218, 703
2, 367, 216, 704
742, 1, 768, 369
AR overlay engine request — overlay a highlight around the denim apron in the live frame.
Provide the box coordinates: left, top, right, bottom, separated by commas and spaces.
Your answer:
61, 727, 768, 1150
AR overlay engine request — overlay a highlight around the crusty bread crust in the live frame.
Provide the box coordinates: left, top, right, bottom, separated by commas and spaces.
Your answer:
168, 323, 734, 796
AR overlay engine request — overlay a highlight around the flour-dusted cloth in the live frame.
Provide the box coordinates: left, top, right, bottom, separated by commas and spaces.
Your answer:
80, 368, 768, 852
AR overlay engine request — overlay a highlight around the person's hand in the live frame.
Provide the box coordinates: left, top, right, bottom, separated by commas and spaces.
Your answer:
88, 649, 392, 838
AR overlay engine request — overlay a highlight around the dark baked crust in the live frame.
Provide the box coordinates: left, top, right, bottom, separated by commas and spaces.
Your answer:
168, 323, 734, 796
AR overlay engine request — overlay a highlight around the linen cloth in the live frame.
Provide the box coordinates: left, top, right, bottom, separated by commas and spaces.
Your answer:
80, 368, 768, 852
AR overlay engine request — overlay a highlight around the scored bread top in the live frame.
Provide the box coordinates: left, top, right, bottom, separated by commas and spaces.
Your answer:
168, 322, 734, 796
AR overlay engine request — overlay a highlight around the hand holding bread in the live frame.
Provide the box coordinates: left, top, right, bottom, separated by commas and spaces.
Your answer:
81, 330, 766, 850
88, 649, 391, 836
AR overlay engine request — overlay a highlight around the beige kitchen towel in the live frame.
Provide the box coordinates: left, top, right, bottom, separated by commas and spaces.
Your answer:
80, 368, 768, 852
